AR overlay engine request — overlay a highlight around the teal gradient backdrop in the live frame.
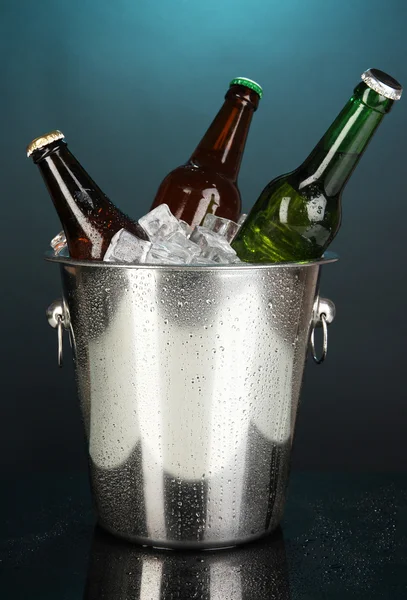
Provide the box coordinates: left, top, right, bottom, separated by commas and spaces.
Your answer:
1, 0, 406, 472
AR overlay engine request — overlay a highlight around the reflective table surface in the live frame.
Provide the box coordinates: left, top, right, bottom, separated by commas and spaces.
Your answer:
1, 472, 406, 599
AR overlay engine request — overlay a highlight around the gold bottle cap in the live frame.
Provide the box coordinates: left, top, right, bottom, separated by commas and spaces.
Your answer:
26, 130, 65, 157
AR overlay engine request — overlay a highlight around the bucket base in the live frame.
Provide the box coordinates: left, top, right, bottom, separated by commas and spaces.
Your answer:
97, 519, 279, 551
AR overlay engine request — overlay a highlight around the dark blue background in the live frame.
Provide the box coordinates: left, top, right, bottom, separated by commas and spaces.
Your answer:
1, 0, 406, 473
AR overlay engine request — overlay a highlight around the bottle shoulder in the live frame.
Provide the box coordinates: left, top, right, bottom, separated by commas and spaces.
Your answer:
157, 163, 240, 193
260, 170, 340, 203
152, 163, 241, 226
164, 162, 235, 182
251, 170, 340, 230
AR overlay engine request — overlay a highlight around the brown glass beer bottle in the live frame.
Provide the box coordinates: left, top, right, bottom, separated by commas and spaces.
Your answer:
27, 130, 149, 260
150, 77, 262, 228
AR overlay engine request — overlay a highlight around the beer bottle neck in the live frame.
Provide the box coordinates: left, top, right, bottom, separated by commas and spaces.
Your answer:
189, 85, 259, 181
33, 141, 106, 206
298, 82, 394, 197
33, 141, 110, 257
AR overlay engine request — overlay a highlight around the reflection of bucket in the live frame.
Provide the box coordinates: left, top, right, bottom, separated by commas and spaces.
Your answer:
84, 526, 290, 600
46, 254, 337, 548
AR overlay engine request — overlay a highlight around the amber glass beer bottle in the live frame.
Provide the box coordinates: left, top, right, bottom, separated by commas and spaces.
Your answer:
27, 131, 148, 260
150, 77, 262, 228
232, 68, 402, 263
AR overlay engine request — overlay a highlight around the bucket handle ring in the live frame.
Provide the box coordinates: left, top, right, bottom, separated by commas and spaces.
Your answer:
310, 297, 335, 365
46, 298, 71, 368
310, 313, 328, 364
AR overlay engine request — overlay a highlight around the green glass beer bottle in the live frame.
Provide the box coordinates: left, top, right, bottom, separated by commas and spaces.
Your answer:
232, 68, 402, 263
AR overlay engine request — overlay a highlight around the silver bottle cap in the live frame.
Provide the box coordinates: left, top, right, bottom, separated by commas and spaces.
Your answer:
361, 68, 402, 101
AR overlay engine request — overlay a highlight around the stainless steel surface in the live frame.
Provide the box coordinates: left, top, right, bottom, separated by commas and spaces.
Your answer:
309, 296, 335, 364
45, 249, 338, 268
317, 296, 336, 325
46, 254, 337, 548
310, 313, 328, 365
56, 315, 63, 368
46, 298, 65, 329
46, 297, 71, 367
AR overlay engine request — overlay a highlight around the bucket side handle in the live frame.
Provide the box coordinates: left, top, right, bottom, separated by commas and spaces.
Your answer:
46, 298, 71, 368
310, 297, 335, 365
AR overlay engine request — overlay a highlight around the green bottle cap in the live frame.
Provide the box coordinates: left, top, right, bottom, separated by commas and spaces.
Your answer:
229, 77, 263, 99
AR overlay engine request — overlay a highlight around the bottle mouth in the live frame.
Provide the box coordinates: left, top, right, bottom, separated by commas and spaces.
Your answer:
227, 87, 261, 111
29, 139, 67, 163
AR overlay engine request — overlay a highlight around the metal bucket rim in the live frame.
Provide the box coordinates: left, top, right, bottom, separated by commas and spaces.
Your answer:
44, 250, 339, 270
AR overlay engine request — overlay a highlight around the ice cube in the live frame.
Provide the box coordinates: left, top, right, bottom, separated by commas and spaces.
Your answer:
202, 214, 240, 242
202, 246, 241, 264
190, 226, 233, 251
165, 231, 201, 259
191, 256, 218, 265
179, 220, 193, 238
145, 241, 195, 265
57, 245, 70, 258
103, 229, 152, 263
138, 204, 181, 242
190, 226, 240, 264
237, 213, 247, 227
50, 230, 69, 256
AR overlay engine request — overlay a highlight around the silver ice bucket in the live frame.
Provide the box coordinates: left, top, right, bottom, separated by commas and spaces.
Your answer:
46, 253, 337, 549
